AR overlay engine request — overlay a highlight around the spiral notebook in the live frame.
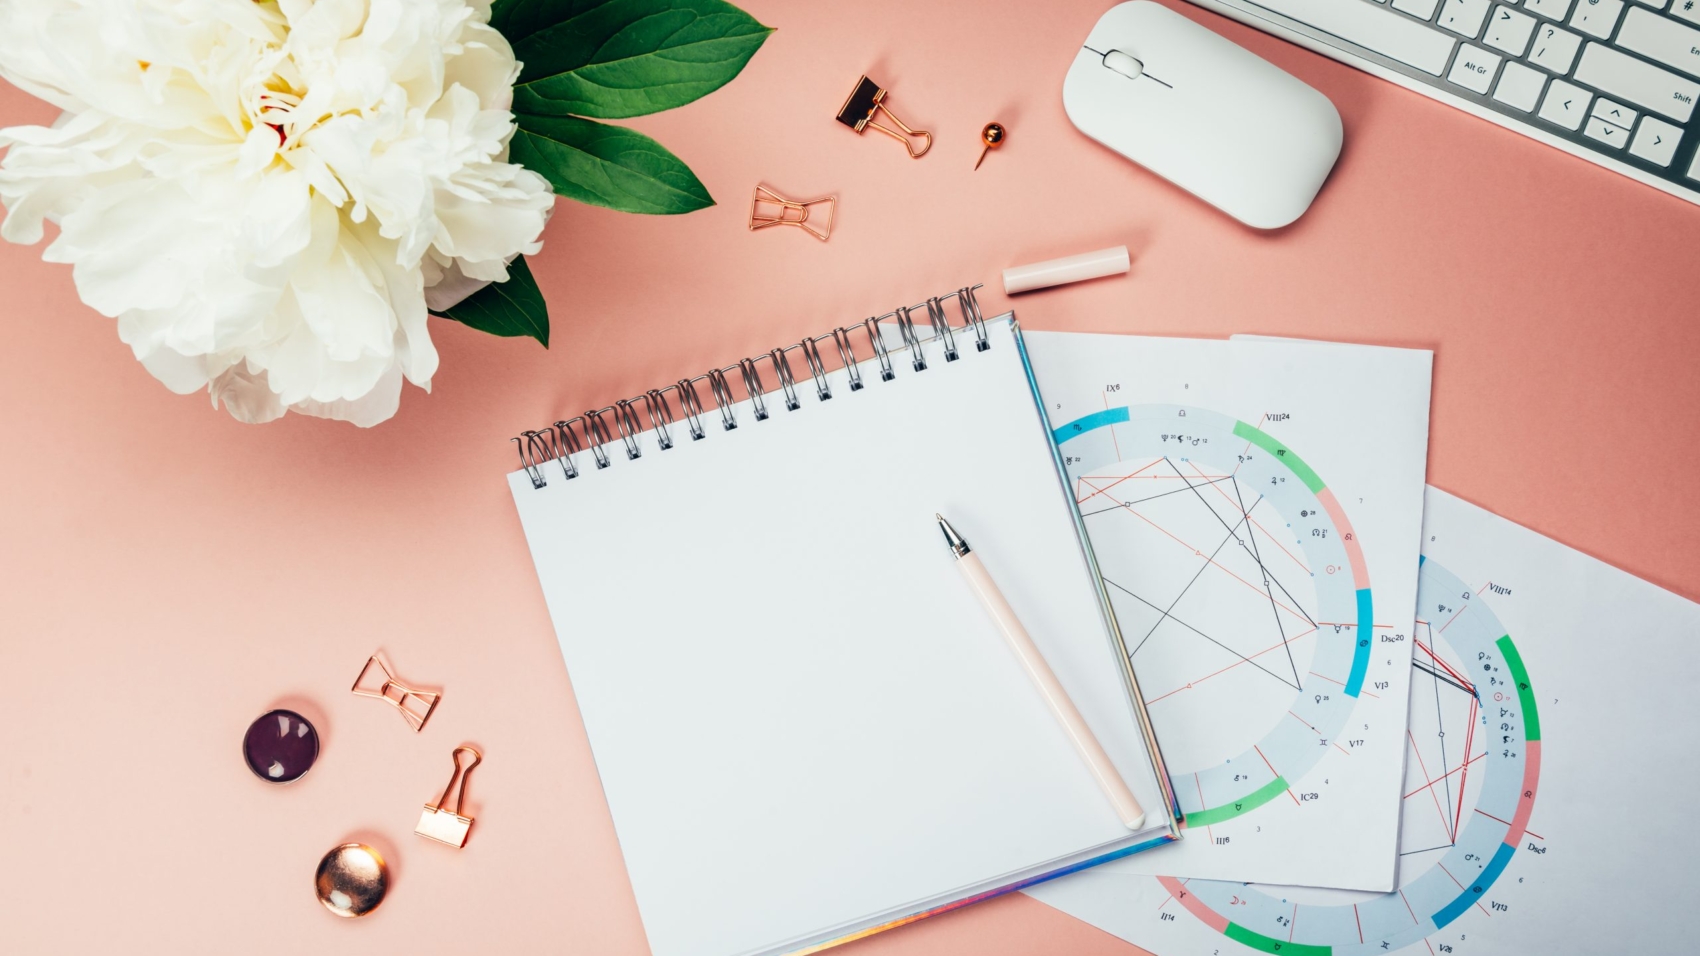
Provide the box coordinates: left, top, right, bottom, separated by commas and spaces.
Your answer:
507, 288, 1180, 956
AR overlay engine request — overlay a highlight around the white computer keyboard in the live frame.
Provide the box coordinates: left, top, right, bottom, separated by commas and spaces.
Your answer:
1184, 0, 1700, 205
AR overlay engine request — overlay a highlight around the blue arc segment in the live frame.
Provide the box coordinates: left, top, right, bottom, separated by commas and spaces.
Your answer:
1053, 406, 1129, 444
1346, 588, 1373, 696
1434, 841, 1516, 928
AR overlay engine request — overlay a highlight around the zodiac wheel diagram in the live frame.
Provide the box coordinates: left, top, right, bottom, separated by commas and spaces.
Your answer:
1153, 557, 1542, 955
1054, 404, 1376, 828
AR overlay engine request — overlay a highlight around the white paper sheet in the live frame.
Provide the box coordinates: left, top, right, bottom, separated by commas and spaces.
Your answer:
1023, 333, 1433, 889
1028, 486, 1700, 955
508, 316, 1174, 956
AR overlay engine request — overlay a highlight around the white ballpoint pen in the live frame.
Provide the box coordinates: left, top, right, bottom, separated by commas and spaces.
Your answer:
937, 513, 1145, 830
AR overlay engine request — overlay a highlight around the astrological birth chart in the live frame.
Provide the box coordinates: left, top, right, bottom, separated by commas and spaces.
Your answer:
1023, 332, 1433, 889
1030, 487, 1700, 955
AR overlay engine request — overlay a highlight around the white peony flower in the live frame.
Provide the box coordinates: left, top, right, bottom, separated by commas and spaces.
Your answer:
0, 0, 554, 425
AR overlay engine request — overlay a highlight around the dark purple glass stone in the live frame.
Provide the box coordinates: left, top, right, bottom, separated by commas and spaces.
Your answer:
242, 709, 319, 783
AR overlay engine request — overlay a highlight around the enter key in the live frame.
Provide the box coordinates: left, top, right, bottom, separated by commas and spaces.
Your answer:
1573, 41, 1700, 121
1616, 8, 1700, 80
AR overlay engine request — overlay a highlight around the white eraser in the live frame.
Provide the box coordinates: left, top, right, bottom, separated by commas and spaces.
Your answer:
1002, 245, 1129, 294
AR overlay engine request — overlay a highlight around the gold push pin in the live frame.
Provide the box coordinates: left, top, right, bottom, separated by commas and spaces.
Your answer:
975, 123, 1006, 170
835, 75, 932, 158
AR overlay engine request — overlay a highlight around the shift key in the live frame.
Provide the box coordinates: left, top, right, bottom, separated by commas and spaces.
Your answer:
1573, 42, 1699, 121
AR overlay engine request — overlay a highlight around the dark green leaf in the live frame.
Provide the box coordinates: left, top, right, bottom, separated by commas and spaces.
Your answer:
508, 114, 713, 214
433, 256, 550, 346
492, 0, 773, 119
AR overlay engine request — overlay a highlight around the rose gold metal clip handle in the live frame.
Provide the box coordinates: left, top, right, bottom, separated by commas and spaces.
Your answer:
416, 745, 482, 848
835, 75, 932, 158
351, 654, 441, 732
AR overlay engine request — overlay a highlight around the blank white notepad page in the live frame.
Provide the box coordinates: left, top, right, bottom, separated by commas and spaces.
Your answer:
508, 317, 1168, 956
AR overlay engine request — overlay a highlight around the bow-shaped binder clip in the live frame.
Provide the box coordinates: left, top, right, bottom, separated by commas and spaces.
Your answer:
835, 75, 932, 158
351, 654, 441, 732
749, 185, 836, 241
416, 746, 482, 848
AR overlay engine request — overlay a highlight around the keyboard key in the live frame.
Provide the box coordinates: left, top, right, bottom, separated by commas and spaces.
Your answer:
1591, 97, 1638, 126
1448, 44, 1505, 90
1538, 77, 1593, 127
1569, 0, 1625, 37
1439, 0, 1494, 34
1526, 0, 1575, 19
1634, 0, 1668, 9
1629, 114, 1683, 163
1616, 7, 1700, 79
1675, 0, 1700, 25
1493, 59, 1548, 108
1253, 0, 1459, 74
1573, 41, 1700, 119
1687, 148, 1700, 180
1583, 115, 1631, 144
1485, 5, 1540, 51
1529, 24, 1584, 71
1393, 0, 1444, 17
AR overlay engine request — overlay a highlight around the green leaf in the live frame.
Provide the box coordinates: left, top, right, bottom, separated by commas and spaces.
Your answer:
492, 0, 773, 119
433, 255, 550, 347
508, 114, 713, 214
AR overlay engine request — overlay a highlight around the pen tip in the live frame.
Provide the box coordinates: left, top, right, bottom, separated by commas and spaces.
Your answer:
935, 512, 944, 523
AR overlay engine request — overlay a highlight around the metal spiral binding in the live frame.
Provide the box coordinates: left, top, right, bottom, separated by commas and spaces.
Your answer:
511, 285, 988, 487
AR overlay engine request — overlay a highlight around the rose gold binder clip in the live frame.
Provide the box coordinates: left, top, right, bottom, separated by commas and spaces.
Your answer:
351, 654, 441, 732
416, 745, 482, 848
749, 185, 836, 241
835, 75, 932, 158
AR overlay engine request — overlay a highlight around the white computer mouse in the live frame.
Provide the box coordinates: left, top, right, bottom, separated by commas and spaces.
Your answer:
1063, 1, 1342, 229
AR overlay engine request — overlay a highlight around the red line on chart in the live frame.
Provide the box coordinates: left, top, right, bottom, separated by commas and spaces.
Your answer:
1081, 481, 1315, 625
1474, 808, 1516, 828
1233, 414, 1267, 477
1399, 889, 1419, 926
1310, 670, 1381, 698
1333, 742, 1352, 756
1146, 627, 1319, 704
1436, 861, 1465, 890
1452, 695, 1480, 837
1074, 460, 1164, 505
1425, 938, 1437, 956
1289, 904, 1298, 942
1254, 746, 1301, 806
1288, 710, 1320, 734
1103, 392, 1123, 461
1186, 460, 1312, 575
1354, 904, 1363, 945
1526, 828, 1545, 840
1438, 860, 1491, 917
1408, 729, 1454, 837
1403, 752, 1486, 799
1414, 638, 1476, 694
1195, 774, 1215, 843
1437, 601, 1471, 634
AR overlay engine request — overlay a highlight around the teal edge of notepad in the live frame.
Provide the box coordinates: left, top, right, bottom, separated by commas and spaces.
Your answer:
782, 832, 1181, 955
1009, 317, 1185, 830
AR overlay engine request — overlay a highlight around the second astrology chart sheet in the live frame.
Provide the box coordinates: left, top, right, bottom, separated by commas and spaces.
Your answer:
1029, 487, 1700, 956
1024, 333, 1433, 890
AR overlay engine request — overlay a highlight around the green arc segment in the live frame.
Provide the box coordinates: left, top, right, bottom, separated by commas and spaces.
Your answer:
1225, 922, 1332, 955
1233, 421, 1326, 494
1497, 634, 1540, 741
1185, 775, 1289, 827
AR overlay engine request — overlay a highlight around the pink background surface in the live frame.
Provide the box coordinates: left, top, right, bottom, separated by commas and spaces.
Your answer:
3, 1, 1699, 953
